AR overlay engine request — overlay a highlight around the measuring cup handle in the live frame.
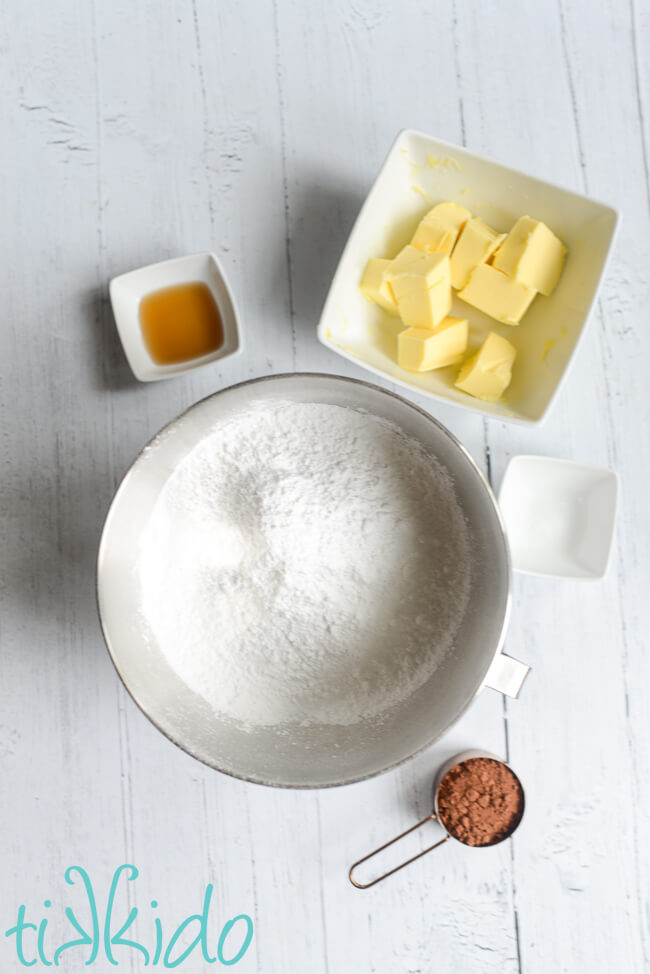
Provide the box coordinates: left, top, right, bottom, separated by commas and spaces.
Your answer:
349, 813, 449, 889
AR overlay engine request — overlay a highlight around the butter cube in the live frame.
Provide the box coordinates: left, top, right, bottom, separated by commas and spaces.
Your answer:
450, 217, 506, 289
360, 258, 399, 315
492, 215, 567, 295
455, 332, 517, 402
385, 246, 451, 329
458, 264, 536, 325
411, 202, 472, 255
398, 317, 469, 372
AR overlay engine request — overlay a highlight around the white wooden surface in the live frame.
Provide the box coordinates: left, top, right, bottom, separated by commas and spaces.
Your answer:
1, 1, 649, 971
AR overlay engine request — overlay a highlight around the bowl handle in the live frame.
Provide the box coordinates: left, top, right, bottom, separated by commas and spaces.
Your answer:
484, 653, 530, 698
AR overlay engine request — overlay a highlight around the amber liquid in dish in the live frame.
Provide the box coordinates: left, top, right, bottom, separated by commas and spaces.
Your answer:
139, 282, 224, 365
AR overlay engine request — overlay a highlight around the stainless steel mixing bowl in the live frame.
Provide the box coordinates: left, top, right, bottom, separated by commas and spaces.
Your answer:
97, 373, 527, 788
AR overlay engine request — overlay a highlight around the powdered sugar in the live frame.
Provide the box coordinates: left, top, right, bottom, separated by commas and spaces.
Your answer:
138, 401, 472, 728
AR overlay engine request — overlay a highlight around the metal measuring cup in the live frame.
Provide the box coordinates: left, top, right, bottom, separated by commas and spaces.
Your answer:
349, 749, 525, 888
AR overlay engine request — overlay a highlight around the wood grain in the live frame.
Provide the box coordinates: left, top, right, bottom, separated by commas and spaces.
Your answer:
0, 0, 648, 971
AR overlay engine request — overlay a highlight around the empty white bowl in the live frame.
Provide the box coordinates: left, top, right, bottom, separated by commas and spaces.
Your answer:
498, 455, 618, 579
317, 129, 620, 426
109, 252, 242, 381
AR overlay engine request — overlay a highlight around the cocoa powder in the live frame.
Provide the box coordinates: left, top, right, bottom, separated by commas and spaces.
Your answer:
436, 757, 523, 847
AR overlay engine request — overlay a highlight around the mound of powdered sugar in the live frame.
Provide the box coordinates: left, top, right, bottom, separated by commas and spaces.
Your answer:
137, 401, 472, 728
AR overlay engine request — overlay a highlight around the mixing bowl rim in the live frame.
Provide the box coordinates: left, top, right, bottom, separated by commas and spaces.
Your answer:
96, 371, 512, 789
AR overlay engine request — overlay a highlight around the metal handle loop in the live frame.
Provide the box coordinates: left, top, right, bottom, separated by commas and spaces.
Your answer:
349, 812, 449, 889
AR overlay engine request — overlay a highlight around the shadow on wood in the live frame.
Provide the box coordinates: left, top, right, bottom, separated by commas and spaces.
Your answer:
1, 465, 117, 658
284, 170, 366, 335
83, 285, 139, 392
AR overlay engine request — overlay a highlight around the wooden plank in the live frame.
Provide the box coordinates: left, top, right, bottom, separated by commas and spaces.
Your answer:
0, 0, 648, 971
450, 0, 650, 971
274, 0, 517, 970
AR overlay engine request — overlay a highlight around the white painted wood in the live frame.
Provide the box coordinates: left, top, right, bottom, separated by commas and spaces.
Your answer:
0, 0, 648, 971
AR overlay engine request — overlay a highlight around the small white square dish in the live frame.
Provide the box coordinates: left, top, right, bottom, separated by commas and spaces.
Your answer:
317, 129, 620, 426
109, 252, 242, 382
498, 455, 618, 579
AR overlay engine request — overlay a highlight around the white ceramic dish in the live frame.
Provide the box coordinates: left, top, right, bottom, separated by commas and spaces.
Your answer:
498, 455, 618, 579
109, 252, 242, 381
317, 129, 620, 426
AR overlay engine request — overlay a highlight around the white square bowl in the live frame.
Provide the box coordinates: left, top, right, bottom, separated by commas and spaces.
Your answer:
317, 130, 619, 426
498, 455, 618, 579
109, 252, 242, 381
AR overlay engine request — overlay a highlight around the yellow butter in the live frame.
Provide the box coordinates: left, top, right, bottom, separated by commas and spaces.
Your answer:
492, 215, 567, 295
458, 264, 536, 325
411, 202, 472, 255
385, 245, 451, 329
360, 258, 399, 315
449, 217, 506, 289
398, 316, 469, 372
455, 331, 517, 402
